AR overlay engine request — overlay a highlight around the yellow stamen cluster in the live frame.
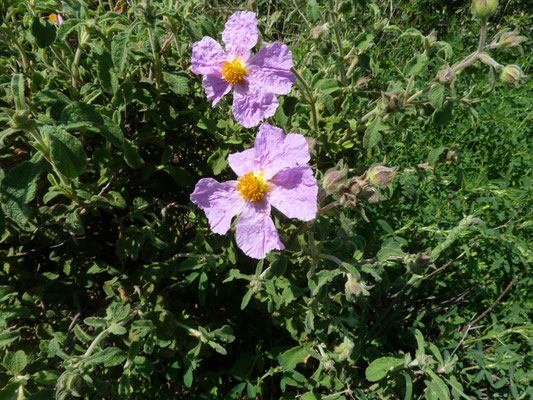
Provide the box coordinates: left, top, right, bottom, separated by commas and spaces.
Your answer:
49, 13, 58, 24
221, 59, 248, 85
237, 172, 269, 202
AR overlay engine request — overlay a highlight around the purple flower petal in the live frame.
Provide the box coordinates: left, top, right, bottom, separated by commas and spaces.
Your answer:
191, 36, 227, 75
228, 148, 258, 177
249, 43, 295, 95
236, 200, 284, 259
190, 178, 245, 234
202, 75, 231, 106
232, 85, 278, 128
253, 123, 311, 178
222, 11, 258, 58
269, 166, 318, 221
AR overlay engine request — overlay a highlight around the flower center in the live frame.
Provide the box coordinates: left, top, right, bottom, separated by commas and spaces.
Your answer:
49, 13, 58, 24
221, 59, 248, 85
237, 172, 269, 202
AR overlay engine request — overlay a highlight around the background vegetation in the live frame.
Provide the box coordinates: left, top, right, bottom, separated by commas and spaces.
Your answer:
0, 0, 531, 399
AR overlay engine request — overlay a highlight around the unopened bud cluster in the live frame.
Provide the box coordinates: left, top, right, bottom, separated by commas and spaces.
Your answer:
436, 67, 456, 86
323, 163, 397, 209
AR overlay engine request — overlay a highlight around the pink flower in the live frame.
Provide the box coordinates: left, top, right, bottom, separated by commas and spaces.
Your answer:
191, 11, 295, 128
190, 123, 318, 259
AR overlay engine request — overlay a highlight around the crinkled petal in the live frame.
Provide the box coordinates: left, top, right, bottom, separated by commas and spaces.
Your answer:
254, 123, 311, 178
190, 178, 244, 234
249, 43, 295, 95
202, 75, 231, 106
232, 85, 278, 129
269, 166, 318, 221
222, 11, 258, 57
228, 148, 258, 177
191, 36, 227, 75
236, 200, 284, 259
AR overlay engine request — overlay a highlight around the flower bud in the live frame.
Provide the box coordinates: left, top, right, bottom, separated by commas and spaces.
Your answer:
334, 337, 354, 361
424, 30, 438, 51
367, 165, 397, 188
436, 67, 456, 85
347, 178, 367, 196
364, 187, 386, 203
345, 274, 371, 298
310, 25, 326, 40
323, 162, 348, 194
246, 0, 257, 11
382, 92, 402, 111
10, 110, 35, 131
339, 192, 357, 208
471, 0, 498, 19
498, 30, 527, 53
500, 65, 525, 87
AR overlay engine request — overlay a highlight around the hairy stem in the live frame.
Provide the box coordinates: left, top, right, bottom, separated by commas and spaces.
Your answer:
292, 67, 319, 132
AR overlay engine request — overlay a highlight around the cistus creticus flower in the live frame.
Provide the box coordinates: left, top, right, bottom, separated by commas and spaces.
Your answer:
190, 123, 318, 259
191, 11, 295, 128
49, 12, 64, 26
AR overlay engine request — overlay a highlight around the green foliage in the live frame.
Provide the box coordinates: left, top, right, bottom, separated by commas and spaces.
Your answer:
0, 0, 531, 399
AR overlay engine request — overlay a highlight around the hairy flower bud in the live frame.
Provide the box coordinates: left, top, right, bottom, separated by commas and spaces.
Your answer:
500, 65, 526, 87
424, 30, 438, 51
436, 67, 456, 85
498, 30, 527, 54
471, 0, 498, 19
323, 162, 348, 194
367, 165, 397, 188
383, 91, 402, 111
334, 337, 354, 361
10, 110, 35, 131
345, 274, 371, 298
311, 25, 327, 40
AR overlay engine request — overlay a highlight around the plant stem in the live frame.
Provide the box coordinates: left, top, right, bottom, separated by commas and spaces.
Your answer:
328, 0, 346, 84
307, 228, 318, 277
147, 27, 161, 89
291, 67, 319, 132
72, 46, 83, 89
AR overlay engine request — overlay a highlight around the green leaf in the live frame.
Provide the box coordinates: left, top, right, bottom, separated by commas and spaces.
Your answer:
279, 346, 310, 371
112, 27, 133, 73
427, 146, 447, 166
240, 289, 254, 310
60, 103, 124, 147
433, 101, 454, 125
108, 323, 127, 335
106, 302, 130, 322
314, 79, 341, 95
428, 84, 446, 109
84, 317, 108, 327
56, 18, 83, 41
0, 382, 21, 399
404, 53, 428, 76
161, 165, 194, 187
31, 17, 56, 48
207, 148, 228, 175
47, 127, 87, 179
306, 0, 320, 22
95, 49, 118, 94
11, 74, 25, 110
73, 324, 93, 342
123, 139, 143, 168
301, 393, 321, 400
32, 370, 62, 386
86, 347, 126, 367
0, 155, 45, 226
3, 350, 27, 374
163, 72, 191, 96
414, 329, 425, 358
363, 116, 388, 148
377, 246, 405, 261
365, 356, 404, 382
